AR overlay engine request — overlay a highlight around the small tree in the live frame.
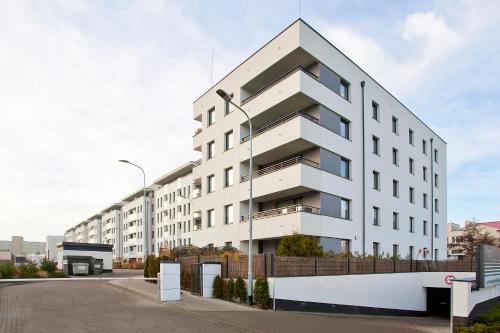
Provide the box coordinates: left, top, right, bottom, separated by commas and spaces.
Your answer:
212, 275, 224, 299
276, 233, 323, 257
254, 278, 270, 309
223, 278, 234, 301
448, 219, 496, 257
40, 259, 57, 273
233, 277, 247, 303
0, 263, 15, 278
18, 262, 38, 278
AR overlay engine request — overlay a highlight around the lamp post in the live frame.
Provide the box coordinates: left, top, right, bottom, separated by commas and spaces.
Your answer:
216, 89, 254, 304
119, 160, 149, 260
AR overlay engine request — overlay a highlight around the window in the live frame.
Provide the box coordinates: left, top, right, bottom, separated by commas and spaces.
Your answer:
373, 206, 380, 226
434, 173, 439, 187
423, 166, 428, 181
340, 158, 350, 179
207, 174, 215, 193
423, 193, 428, 208
393, 179, 399, 197
409, 217, 415, 233
372, 136, 380, 155
340, 239, 351, 254
393, 244, 399, 258
393, 212, 399, 230
409, 187, 415, 203
224, 167, 233, 187
224, 204, 233, 224
423, 247, 428, 258
423, 220, 428, 236
392, 148, 399, 166
434, 198, 439, 213
340, 198, 350, 219
373, 171, 380, 190
340, 118, 350, 139
372, 101, 379, 121
392, 116, 398, 134
373, 242, 380, 257
434, 149, 439, 163
207, 209, 215, 228
434, 249, 439, 260
207, 141, 215, 159
207, 108, 215, 126
434, 223, 439, 238
422, 140, 427, 155
224, 93, 233, 115
409, 158, 415, 174
224, 130, 234, 151
409, 129, 414, 145
339, 79, 349, 99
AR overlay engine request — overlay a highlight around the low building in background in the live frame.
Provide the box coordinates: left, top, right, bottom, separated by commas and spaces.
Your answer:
447, 221, 500, 258
0, 251, 14, 264
0, 236, 45, 256
46, 235, 66, 261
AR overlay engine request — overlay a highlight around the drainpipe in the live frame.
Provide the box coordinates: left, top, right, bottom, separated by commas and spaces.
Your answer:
430, 138, 434, 259
361, 81, 366, 256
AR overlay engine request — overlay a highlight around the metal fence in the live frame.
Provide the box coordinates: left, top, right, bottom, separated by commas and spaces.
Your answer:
177, 254, 475, 279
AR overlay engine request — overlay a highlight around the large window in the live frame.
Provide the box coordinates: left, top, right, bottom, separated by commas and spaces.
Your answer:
340, 118, 350, 139
423, 193, 428, 208
434, 173, 439, 187
434, 223, 439, 238
423, 166, 428, 181
207, 141, 215, 159
373, 242, 380, 257
393, 244, 399, 258
393, 212, 399, 230
224, 204, 233, 224
434, 149, 439, 163
340, 158, 350, 179
392, 116, 398, 134
373, 206, 380, 226
373, 171, 380, 190
207, 209, 215, 228
340, 198, 350, 220
339, 79, 349, 100
207, 108, 215, 126
409, 187, 415, 204
393, 179, 399, 197
409, 216, 415, 233
435, 198, 439, 213
372, 136, 380, 155
409, 158, 415, 174
422, 140, 427, 155
409, 129, 414, 145
224, 167, 233, 187
372, 101, 379, 121
224, 130, 234, 151
392, 148, 399, 166
423, 220, 428, 236
207, 174, 215, 193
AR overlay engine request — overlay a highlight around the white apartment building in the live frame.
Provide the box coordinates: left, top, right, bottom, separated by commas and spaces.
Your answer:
74, 222, 88, 243
64, 228, 76, 242
190, 19, 446, 259
101, 203, 123, 261
86, 214, 102, 244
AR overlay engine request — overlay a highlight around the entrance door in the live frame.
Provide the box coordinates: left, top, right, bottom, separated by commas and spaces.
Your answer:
190, 263, 201, 295
426, 288, 450, 317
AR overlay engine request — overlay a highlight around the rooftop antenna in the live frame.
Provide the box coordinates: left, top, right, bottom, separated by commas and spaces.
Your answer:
210, 48, 214, 85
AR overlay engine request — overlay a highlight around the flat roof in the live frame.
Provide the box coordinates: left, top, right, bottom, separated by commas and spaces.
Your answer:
153, 161, 195, 186
57, 242, 113, 252
100, 203, 123, 214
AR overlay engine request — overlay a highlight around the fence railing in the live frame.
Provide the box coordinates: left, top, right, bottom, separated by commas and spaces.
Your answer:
240, 156, 319, 182
240, 204, 320, 222
177, 254, 476, 280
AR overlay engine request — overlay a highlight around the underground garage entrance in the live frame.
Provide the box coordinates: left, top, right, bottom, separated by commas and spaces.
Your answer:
426, 288, 450, 317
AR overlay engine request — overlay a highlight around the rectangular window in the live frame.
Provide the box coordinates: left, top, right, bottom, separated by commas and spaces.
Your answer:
423, 193, 428, 208
224, 93, 233, 115
207, 108, 215, 126
373, 206, 380, 226
372, 101, 379, 121
434, 173, 439, 187
434, 249, 439, 260
207, 209, 215, 228
373, 171, 380, 190
340, 118, 350, 139
224, 204, 233, 225
373, 242, 380, 257
423, 166, 428, 181
392, 148, 399, 166
340, 239, 351, 254
393, 212, 399, 230
422, 140, 427, 155
435, 198, 439, 213
340, 158, 350, 179
393, 244, 399, 258
434, 223, 439, 238
409, 129, 414, 145
409, 246, 415, 260
340, 198, 350, 220
224, 167, 233, 187
393, 179, 399, 197
434, 149, 439, 163
372, 136, 380, 155
207, 141, 215, 159
409, 217, 415, 233
339, 79, 349, 100
207, 174, 215, 193
423, 220, 428, 236
392, 116, 398, 134
409, 158, 415, 174
409, 187, 415, 204
224, 130, 234, 151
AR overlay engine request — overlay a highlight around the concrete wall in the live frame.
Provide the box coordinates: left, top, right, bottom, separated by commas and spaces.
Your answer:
452, 280, 500, 327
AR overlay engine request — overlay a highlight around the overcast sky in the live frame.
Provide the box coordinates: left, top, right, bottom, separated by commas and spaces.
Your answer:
1, 0, 499, 241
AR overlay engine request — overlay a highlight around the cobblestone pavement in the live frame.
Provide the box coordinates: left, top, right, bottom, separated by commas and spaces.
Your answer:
0, 280, 449, 333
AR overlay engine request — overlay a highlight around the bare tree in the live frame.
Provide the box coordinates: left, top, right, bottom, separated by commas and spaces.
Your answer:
448, 218, 496, 257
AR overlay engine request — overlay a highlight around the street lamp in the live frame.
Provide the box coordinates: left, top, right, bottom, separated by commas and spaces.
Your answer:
119, 159, 149, 260
216, 89, 254, 304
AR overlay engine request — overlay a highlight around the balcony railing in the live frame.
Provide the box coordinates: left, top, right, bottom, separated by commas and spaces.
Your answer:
193, 159, 202, 166
241, 110, 319, 143
240, 156, 319, 182
241, 65, 318, 105
241, 204, 320, 222
193, 128, 202, 137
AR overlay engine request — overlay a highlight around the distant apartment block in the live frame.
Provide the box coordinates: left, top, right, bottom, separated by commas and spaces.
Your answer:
447, 221, 500, 258
0, 236, 45, 256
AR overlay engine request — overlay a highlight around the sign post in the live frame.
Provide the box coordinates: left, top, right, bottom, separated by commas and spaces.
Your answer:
476, 244, 500, 289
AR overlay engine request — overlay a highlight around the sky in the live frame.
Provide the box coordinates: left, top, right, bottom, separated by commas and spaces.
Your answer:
1, 0, 499, 241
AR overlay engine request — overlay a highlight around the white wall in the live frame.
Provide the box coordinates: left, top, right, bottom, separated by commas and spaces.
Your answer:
452, 280, 500, 318
56, 248, 113, 270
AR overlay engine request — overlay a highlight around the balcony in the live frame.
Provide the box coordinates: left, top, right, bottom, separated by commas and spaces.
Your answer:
241, 204, 320, 222
193, 129, 202, 151
240, 156, 318, 183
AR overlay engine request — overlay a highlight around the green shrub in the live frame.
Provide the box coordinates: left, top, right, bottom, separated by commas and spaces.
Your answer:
457, 323, 500, 333
40, 259, 57, 273
212, 275, 224, 299
276, 233, 323, 257
254, 278, 270, 309
181, 270, 191, 290
477, 304, 500, 325
223, 278, 234, 301
48, 271, 67, 278
0, 263, 15, 279
18, 262, 38, 278
233, 277, 247, 303
144, 256, 155, 277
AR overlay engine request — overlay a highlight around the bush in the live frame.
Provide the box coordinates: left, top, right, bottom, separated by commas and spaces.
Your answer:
223, 278, 234, 301
40, 259, 57, 273
233, 277, 247, 303
457, 323, 500, 333
18, 262, 38, 278
130, 261, 144, 269
48, 271, 67, 278
477, 304, 500, 325
0, 263, 15, 279
212, 275, 224, 299
113, 262, 122, 269
254, 278, 270, 309
181, 270, 191, 290
276, 233, 323, 257
144, 256, 155, 277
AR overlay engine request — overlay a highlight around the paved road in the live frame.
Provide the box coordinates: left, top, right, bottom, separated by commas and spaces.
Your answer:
0, 280, 448, 333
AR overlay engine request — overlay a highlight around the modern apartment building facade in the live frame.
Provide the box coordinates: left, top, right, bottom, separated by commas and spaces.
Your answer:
101, 203, 123, 261
190, 19, 446, 259
63, 19, 447, 261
